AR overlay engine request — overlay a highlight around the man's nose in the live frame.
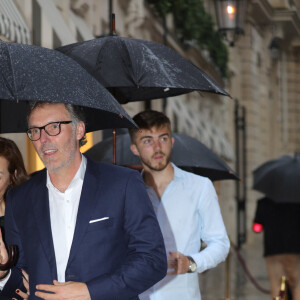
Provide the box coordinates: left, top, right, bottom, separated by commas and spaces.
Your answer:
39, 128, 49, 143
153, 139, 161, 150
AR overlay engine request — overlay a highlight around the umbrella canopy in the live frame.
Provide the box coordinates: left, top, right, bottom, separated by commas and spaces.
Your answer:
0, 40, 136, 133
85, 132, 239, 181
56, 36, 230, 104
253, 153, 300, 203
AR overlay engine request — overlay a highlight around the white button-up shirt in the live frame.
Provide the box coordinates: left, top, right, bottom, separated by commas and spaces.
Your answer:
140, 163, 230, 300
47, 155, 87, 282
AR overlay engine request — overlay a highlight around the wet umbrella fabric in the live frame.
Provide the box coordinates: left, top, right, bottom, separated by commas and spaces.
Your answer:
0, 40, 136, 133
56, 36, 230, 104
85, 132, 239, 181
253, 153, 300, 203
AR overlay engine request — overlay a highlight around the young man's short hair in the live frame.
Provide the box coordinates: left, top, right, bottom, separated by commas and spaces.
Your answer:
129, 110, 171, 143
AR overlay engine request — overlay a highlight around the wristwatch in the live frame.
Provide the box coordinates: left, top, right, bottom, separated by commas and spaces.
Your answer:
187, 256, 197, 273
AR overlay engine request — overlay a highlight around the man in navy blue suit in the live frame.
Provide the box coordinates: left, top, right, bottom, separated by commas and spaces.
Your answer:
0, 102, 167, 299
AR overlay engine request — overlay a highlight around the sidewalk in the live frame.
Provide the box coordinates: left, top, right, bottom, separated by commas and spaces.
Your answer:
199, 233, 270, 300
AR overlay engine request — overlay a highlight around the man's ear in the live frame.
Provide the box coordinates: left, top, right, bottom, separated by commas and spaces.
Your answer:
76, 121, 85, 141
130, 144, 140, 157
171, 137, 175, 148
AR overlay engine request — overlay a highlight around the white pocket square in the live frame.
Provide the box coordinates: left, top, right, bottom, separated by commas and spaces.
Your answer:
89, 217, 109, 224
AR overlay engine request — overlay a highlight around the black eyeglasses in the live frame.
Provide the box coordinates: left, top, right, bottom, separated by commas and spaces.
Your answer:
26, 121, 72, 141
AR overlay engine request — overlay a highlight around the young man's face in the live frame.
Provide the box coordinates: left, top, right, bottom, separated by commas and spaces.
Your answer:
130, 125, 174, 172
28, 103, 84, 174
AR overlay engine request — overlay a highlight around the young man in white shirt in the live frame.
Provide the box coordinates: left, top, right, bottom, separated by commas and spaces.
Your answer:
129, 110, 230, 300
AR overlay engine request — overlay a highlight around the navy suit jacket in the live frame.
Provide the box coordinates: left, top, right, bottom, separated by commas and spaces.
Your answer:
2, 158, 167, 299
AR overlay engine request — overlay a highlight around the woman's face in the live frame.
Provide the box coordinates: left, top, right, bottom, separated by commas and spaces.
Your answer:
0, 156, 11, 201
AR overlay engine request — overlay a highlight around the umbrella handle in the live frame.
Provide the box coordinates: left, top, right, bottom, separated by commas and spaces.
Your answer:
0, 245, 18, 271
113, 128, 116, 165
112, 13, 116, 35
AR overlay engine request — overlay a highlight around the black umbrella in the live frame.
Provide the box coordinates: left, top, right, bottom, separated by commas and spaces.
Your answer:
56, 35, 230, 104
0, 40, 136, 133
57, 35, 230, 164
253, 153, 300, 203
85, 132, 239, 181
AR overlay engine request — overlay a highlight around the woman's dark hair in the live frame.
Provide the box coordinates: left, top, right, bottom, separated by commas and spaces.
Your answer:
0, 137, 29, 201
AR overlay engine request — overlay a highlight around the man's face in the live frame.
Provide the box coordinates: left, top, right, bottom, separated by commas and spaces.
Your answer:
28, 103, 84, 174
130, 125, 174, 172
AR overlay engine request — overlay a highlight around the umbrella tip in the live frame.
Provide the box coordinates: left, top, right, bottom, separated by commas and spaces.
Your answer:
119, 114, 123, 118
228, 170, 240, 180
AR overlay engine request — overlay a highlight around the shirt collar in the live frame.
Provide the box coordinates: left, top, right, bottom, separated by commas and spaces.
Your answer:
171, 162, 185, 180
46, 155, 87, 192
141, 162, 183, 186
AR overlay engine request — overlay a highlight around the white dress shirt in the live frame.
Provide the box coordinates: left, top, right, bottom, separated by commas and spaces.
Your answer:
140, 163, 230, 300
47, 155, 87, 282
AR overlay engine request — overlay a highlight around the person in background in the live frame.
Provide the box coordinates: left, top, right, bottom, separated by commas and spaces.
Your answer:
129, 110, 230, 300
0, 137, 29, 299
253, 196, 300, 299
0, 102, 167, 300
0, 137, 28, 235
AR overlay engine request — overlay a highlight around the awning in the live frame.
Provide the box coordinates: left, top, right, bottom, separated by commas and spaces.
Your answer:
0, 0, 31, 44
35, 0, 76, 45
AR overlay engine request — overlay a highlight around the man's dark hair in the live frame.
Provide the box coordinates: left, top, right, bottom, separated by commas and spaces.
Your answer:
27, 101, 87, 147
129, 110, 171, 143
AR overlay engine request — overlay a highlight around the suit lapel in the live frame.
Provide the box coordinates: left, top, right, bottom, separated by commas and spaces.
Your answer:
32, 170, 57, 278
67, 159, 102, 267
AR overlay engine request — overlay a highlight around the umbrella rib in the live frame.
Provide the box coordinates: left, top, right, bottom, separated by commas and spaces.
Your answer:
1, 71, 15, 99
2, 43, 17, 99
119, 38, 138, 86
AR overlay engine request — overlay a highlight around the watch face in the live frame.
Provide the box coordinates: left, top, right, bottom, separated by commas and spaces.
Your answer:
187, 256, 197, 273
190, 262, 197, 272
